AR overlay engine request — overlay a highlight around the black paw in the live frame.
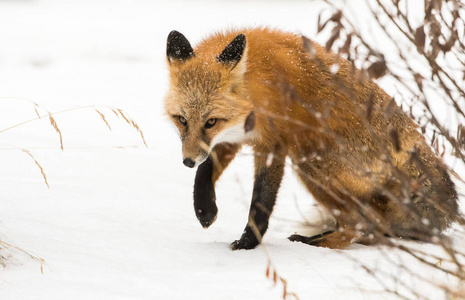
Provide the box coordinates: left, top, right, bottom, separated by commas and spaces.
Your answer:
230, 236, 259, 251
195, 204, 218, 228
288, 234, 320, 245
288, 234, 308, 243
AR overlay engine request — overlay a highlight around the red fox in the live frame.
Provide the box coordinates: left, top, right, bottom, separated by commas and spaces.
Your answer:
164, 28, 459, 250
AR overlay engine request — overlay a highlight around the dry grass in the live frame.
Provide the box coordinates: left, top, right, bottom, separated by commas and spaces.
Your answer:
0, 239, 45, 273
0, 100, 147, 268
111, 108, 148, 147
21, 150, 50, 188
246, 217, 300, 300
0, 102, 147, 187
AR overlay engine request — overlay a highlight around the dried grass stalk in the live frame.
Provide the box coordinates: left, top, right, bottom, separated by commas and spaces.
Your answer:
112, 108, 148, 147
21, 149, 49, 189
95, 109, 112, 130
0, 239, 45, 274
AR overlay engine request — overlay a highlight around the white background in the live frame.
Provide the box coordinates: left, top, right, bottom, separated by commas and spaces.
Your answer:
0, 1, 463, 299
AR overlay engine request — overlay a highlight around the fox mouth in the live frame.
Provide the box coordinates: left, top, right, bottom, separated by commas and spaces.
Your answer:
183, 153, 208, 168
196, 155, 208, 166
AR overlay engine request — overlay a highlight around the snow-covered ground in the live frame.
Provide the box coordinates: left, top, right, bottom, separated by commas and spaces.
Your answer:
0, 1, 463, 299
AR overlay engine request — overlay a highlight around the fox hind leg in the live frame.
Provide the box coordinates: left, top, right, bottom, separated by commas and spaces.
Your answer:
289, 230, 364, 249
288, 230, 334, 245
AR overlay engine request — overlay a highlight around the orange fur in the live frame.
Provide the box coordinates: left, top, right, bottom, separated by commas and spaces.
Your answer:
165, 28, 459, 249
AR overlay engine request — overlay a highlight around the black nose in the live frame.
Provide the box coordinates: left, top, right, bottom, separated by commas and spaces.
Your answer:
183, 158, 195, 168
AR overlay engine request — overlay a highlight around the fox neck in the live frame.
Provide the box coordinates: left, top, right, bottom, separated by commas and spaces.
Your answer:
210, 124, 255, 152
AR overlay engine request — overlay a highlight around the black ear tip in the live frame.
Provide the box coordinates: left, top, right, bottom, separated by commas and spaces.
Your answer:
217, 33, 247, 66
230, 34, 247, 49
167, 30, 194, 61
236, 33, 246, 44
168, 30, 182, 40
167, 30, 187, 46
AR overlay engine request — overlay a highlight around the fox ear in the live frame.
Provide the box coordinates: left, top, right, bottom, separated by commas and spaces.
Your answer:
167, 30, 194, 64
217, 34, 246, 70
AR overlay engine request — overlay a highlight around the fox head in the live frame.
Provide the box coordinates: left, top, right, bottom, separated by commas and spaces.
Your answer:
164, 30, 254, 168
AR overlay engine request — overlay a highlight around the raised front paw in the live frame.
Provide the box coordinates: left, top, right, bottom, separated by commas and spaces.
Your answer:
195, 204, 218, 228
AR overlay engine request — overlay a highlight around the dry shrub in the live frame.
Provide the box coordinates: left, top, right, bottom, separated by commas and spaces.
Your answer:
251, 1, 465, 299
309, 0, 465, 298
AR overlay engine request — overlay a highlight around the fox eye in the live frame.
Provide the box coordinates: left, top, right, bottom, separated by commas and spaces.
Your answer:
205, 118, 217, 129
178, 116, 187, 126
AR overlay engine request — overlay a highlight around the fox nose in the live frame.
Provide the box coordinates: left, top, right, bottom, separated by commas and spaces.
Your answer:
183, 158, 195, 168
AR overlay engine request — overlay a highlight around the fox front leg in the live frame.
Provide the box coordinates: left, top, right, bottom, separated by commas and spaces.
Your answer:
230, 148, 285, 250
194, 144, 241, 228
194, 156, 218, 228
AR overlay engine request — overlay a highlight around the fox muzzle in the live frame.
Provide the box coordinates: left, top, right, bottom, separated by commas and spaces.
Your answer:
183, 158, 196, 168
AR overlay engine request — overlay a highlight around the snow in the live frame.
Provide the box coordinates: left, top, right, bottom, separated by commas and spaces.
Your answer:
0, 0, 463, 299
